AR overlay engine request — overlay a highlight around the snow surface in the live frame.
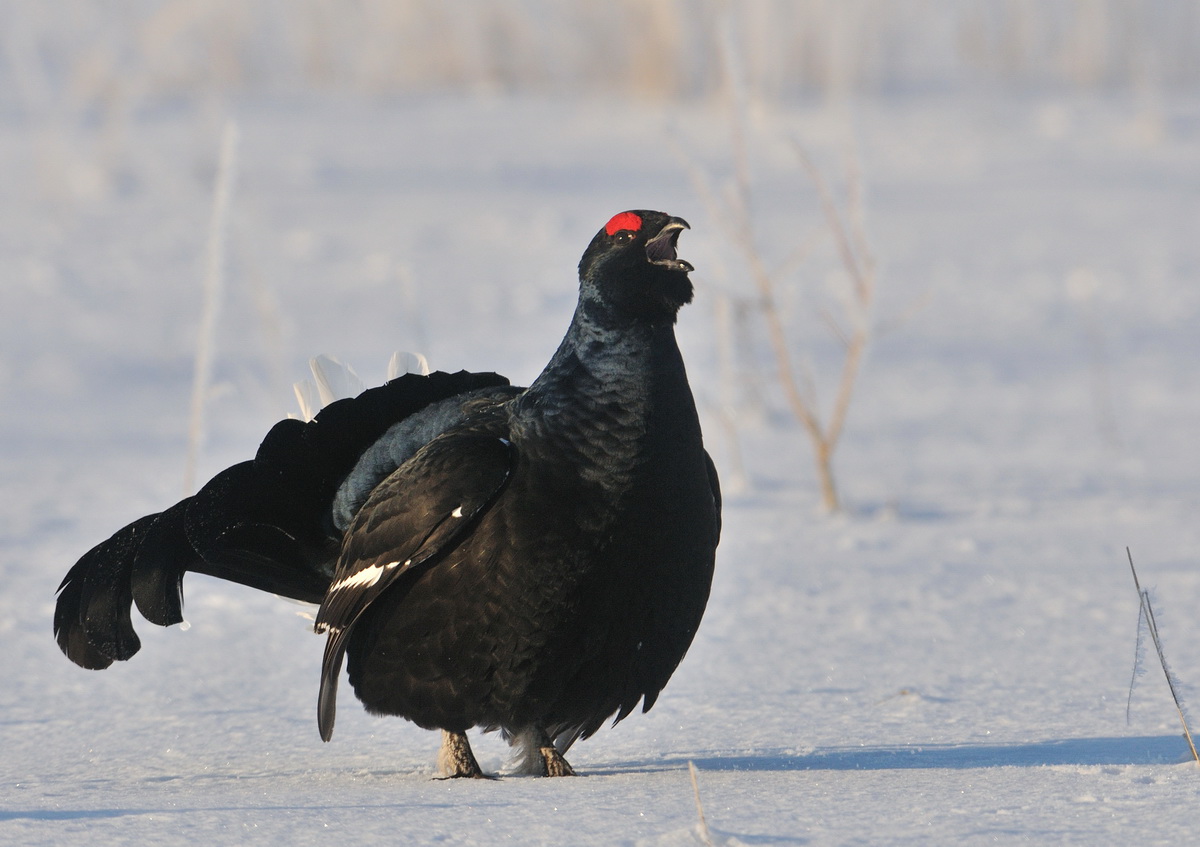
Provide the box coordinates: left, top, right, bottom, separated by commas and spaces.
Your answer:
3, 90, 1200, 845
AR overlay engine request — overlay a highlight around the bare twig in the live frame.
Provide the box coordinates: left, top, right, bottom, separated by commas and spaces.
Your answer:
668, 9, 883, 512
1127, 547, 1199, 764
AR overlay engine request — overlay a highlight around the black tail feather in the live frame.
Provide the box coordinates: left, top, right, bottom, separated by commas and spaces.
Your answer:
183, 459, 335, 603
317, 627, 353, 742
55, 513, 161, 667
55, 369, 514, 672
130, 501, 200, 626
178, 369, 514, 601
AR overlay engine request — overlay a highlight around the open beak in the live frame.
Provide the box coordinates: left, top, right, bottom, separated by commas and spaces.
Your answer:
645, 218, 694, 273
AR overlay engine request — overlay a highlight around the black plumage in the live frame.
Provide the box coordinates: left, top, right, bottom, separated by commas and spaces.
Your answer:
55, 210, 721, 777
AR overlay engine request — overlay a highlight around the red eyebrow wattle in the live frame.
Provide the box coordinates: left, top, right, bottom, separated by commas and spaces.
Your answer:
605, 212, 643, 236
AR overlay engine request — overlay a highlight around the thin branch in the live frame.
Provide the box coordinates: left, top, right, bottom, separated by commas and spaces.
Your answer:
817, 302, 853, 350
673, 11, 885, 512
679, 131, 824, 445
793, 141, 868, 295
769, 226, 822, 282
843, 147, 875, 285
825, 326, 869, 456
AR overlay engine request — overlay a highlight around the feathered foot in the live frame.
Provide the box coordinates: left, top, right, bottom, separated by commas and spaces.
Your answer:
512, 726, 577, 777
539, 745, 576, 777
437, 730, 492, 779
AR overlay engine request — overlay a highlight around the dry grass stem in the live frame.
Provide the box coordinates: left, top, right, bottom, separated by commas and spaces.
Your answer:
1127, 547, 1199, 764
688, 761, 715, 847
184, 120, 239, 495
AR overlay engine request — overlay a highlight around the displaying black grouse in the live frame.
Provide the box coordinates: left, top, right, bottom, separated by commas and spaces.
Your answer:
55, 210, 721, 778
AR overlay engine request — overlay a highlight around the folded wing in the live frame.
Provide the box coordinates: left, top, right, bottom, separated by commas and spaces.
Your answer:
315, 432, 516, 741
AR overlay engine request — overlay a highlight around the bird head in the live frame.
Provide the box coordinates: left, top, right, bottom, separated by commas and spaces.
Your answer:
577, 210, 694, 326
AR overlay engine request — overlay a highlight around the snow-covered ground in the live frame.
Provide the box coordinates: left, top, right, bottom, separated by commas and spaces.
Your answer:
3, 87, 1199, 845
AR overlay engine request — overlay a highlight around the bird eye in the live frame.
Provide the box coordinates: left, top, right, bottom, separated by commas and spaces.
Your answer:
615, 231, 635, 244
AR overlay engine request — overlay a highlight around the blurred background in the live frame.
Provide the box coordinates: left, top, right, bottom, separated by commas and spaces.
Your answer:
2, 0, 1197, 509
6, 1, 1197, 107
4, 0, 1195, 210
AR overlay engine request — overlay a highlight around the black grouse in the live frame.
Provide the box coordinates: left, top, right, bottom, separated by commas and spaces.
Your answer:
55, 210, 721, 777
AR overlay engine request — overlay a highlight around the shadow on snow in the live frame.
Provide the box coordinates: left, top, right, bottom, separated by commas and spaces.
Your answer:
650, 735, 1189, 772
3, 736, 1186, 822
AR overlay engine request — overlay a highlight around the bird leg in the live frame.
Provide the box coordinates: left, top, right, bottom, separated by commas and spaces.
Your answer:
513, 726, 576, 777
540, 743, 576, 777
437, 730, 491, 779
